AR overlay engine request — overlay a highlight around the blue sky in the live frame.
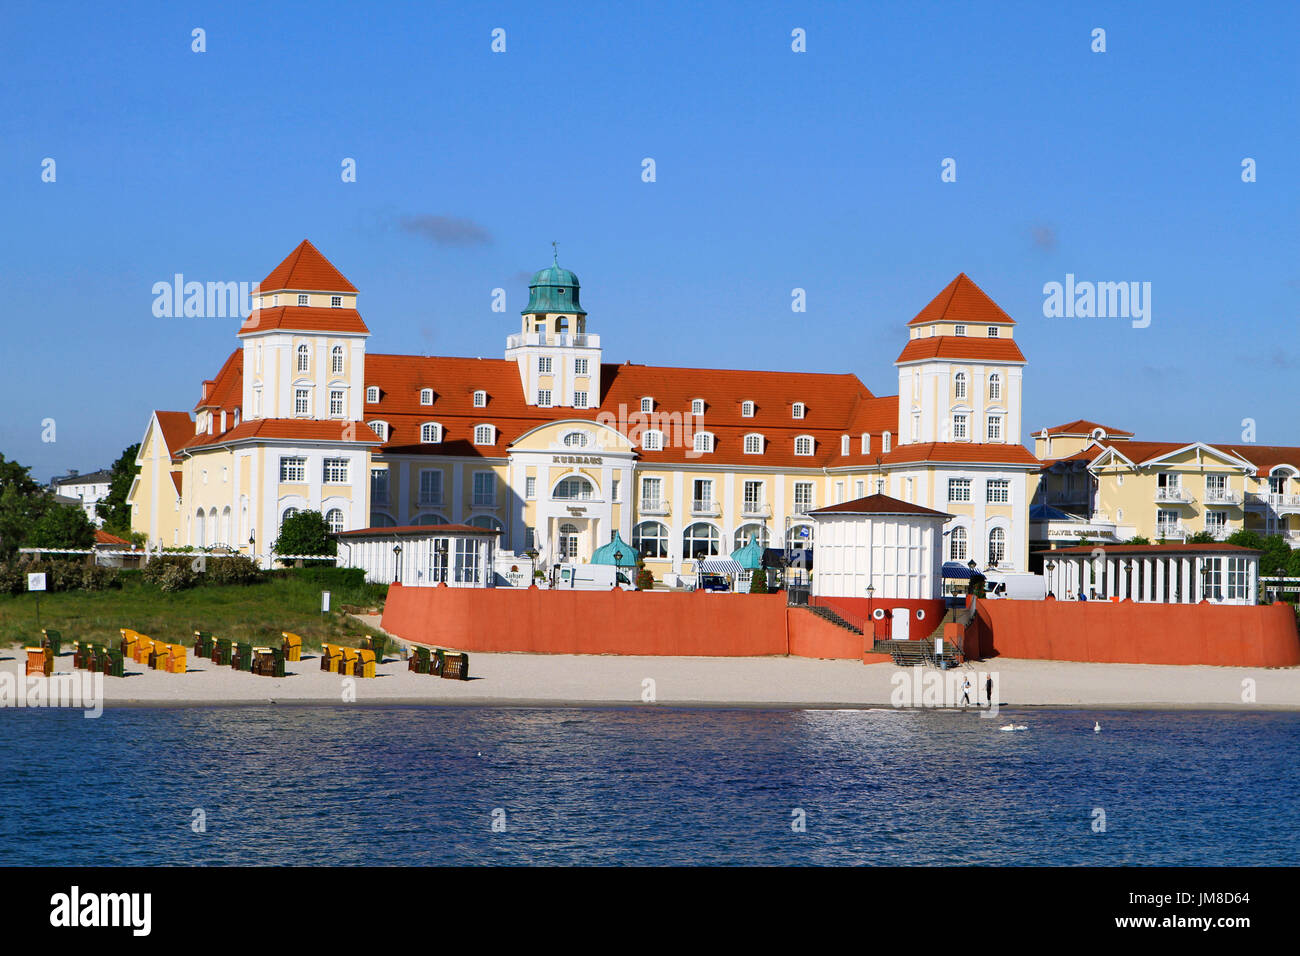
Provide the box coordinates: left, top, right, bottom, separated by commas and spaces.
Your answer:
2, 0, 1296, 481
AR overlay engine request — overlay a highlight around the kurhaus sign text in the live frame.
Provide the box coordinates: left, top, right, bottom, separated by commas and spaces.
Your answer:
552, 455, 602, 465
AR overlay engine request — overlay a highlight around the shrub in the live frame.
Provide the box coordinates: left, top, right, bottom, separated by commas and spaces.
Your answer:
205, 555, 265, 586
635, 566, 655, 591
271, 510, 337, 557
78, 564, 122, 591
749, 568, 768, 593
273, 565, 363, 589
142, 555, 200, 591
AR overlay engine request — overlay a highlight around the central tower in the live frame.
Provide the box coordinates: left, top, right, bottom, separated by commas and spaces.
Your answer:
505, 250, 603, 409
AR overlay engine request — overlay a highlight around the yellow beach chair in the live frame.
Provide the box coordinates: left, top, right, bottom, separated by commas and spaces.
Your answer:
120, 629, 139, 660
165, 644, 187, 674
320, 643, 343, 673
280, 632, 303, 662
355, 648, 376, 679
148, 642, 169, 670
339, 647, 359, 676
134, 636, 154, 664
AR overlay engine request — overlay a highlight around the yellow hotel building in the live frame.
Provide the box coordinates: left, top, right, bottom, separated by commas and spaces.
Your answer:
129, 241, 1042, 580
1031, 419, 1300, 562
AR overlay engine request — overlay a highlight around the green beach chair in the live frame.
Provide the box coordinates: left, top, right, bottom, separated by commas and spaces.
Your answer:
232, 642, 254, 672
193, 631, 214, 658
363, 634, 388, 663
102, 646, 126, 678
41, 629, 63, 656
409, 646, 431, 674
213, 637, 232, 666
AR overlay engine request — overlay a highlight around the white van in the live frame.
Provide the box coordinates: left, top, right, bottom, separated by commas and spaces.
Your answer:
983, 572, 1046, 600
556, 564, 633, 590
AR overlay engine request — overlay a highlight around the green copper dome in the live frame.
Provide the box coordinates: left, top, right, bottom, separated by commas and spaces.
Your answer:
591, 531, 638, 568
523, 259, 586, 315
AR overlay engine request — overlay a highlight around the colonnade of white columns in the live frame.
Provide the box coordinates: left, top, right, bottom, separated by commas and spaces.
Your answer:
1042, 552, 1258, 605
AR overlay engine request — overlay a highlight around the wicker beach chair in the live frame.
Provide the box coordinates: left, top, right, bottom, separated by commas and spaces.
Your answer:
280, 632, 303, 662
25, 646, 53, 677
355, 648, 376, 679
41, 628, 63, 656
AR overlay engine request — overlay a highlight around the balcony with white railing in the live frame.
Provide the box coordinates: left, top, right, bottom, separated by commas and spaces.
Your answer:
1155, 487, 1195, 503
691, 498, 721, 517
1206, 524, 1234, 541
1203, 489, 1243, 506
639, 498, 669, 515
1251, 492, 1300, 512
1155, 522, 1189, 539
506, 331, 601, 350
741, 502, 772, 518
791, 501, 815, 516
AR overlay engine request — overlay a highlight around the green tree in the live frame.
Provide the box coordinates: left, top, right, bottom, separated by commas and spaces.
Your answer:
1226, 529, 1265, 551
97, 443, 140, 534
0, 454, 51, 558
749, 567, 768, 593
1125, 535, 1152, 545
1186, 531, 1216, 544
271, 510, 337, 556
27, 501, 96, 549
1259, 535, 1292, 576
1286, 546, 1300, 578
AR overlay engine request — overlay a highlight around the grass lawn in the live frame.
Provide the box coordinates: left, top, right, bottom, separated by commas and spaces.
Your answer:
0, 576, 388, 651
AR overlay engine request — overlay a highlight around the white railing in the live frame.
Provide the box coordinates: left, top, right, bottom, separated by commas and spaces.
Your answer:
506, 332, 600, 350
639, 498, 669, 515
1155, 487, 1194, 503
691, 499, 720, 516
1203, 489, 1242, 505
791, 502, 815, 515
742, 502, 771, 518
1155, 522, 1189, 538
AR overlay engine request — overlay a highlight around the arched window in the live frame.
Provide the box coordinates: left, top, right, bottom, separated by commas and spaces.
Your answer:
683, 522, 720, 559
195, 509, 206, 547
794, 435, 813, 456
296, 344, 310, 373
420, 423, 441, 443
988, 373, 1001, 400
633, 521, 670, 559
741, 401, 755, 417
732, 524, 770, 551
954, 371, 967, 400
691, 398, 705, 416
474, 424, 494, 446
281, 507, 299, 526
208, 507, 218, 543
331, 346, 344, 375
988, 527, 1006, 566
693, 432, 714, 453
420, 388, 434, 405
413, 513, 449, 526
368, 421, 388, 441
221, 506, 232, 544
468, 515, 503, 532
744, 433, 764, 454
950, 526, 968, 562
554, 476, 595, 500
369, 512, 397, 528
563, 431, 588, 448
325, 509, 344, 534
557, 522, 579, 559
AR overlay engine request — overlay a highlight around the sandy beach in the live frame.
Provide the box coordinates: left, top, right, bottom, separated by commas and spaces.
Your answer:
4, 631, 1299, 710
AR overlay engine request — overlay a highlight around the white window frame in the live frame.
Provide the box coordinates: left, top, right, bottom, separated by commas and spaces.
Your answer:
691, 399, 705, 416
642, 430, 663, 451
794, 435, 814, 456
841, 435, 850, 455
573, 390, 588, 409
331, 295, 342, 308
474, 424, 495, 446
297, 293, 309, 306
294, 387, 310, 416
368, 421, 388, 441
741, 401, 755, 418
473, 390, 487, 408
296, 344, 310, 373
987, 414, 1003, 442
538, 356, 552, 374
329, 389, 345, 418
574, 357, 588, 376
744, 433, 763, 454
987, 479, 1010, 504
641, 396, 653, 413
322, 458, 350, 484
420, 388, 433, 405
537, 389, 552, 407
948, 478, 971, 502
693, 431, 714, 453
279, 457, 306, 483
792, 402, 806, 420
366, 386, 379, 403
420, 422, 441, 443
331, 346, 344, 375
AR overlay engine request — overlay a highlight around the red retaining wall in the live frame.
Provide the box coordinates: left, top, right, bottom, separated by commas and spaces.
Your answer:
819, 597, 948, 641
381, 584, 790, 656
971, 598, 1300, 667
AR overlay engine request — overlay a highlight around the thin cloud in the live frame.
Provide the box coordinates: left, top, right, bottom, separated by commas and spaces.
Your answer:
400, 215, 493, 247
1031, 224, 1058, 252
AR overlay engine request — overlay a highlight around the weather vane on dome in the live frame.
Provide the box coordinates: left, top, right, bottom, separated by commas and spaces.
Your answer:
552, 240, 558, 266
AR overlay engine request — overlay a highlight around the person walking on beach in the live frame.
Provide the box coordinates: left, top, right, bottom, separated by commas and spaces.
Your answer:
985, 675, 994, 707
961, 676, 971, 707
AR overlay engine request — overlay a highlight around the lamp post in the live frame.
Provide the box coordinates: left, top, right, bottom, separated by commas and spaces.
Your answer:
1045, 559, 1056, 597
393, 542, 403, 585
614, 550, 624, 588
865, 584, 875, 642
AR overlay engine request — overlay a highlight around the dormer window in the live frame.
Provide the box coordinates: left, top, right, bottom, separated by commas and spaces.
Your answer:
473, 390, 487, 408
882, 431, 892, 453
420, 388, 433, 405
860, 433, 870, 453
792, 402, 806, 420
987, 326, 999, 337
474, 424, 495, 446
841, 435, 850, 455
421, 422, 441, 443
331, 295, 342, 308
693, 432, 714, 453
794, 435, 813, 456
366, 386, 379, 403
691, 399, 705, 416
369, 421, 389, 442
641, 397, 653, 413
642, 430, 663, 451
296, 344, 309, 373
742, 401, 755, 418
954, 324, 966, 336
744, 433, 763, 454
297, 294, 309, 306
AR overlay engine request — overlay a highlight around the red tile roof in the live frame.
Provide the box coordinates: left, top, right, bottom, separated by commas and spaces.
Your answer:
907, 273, 1016, 327
193, 350, 243, 411
879, 442, 1041, 467
154, 411, 194, 454
260, 240, 358, 294
1218, 445, 1300, 476
1041, 419, 1133, 437
94, 529, 134, 547
337, 523, 500, 538
810, 493, 950, 518
169, 472, 183, 497
238, 306, 370, 336
180, 418, 383, 452
896, 336, 1026, 364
